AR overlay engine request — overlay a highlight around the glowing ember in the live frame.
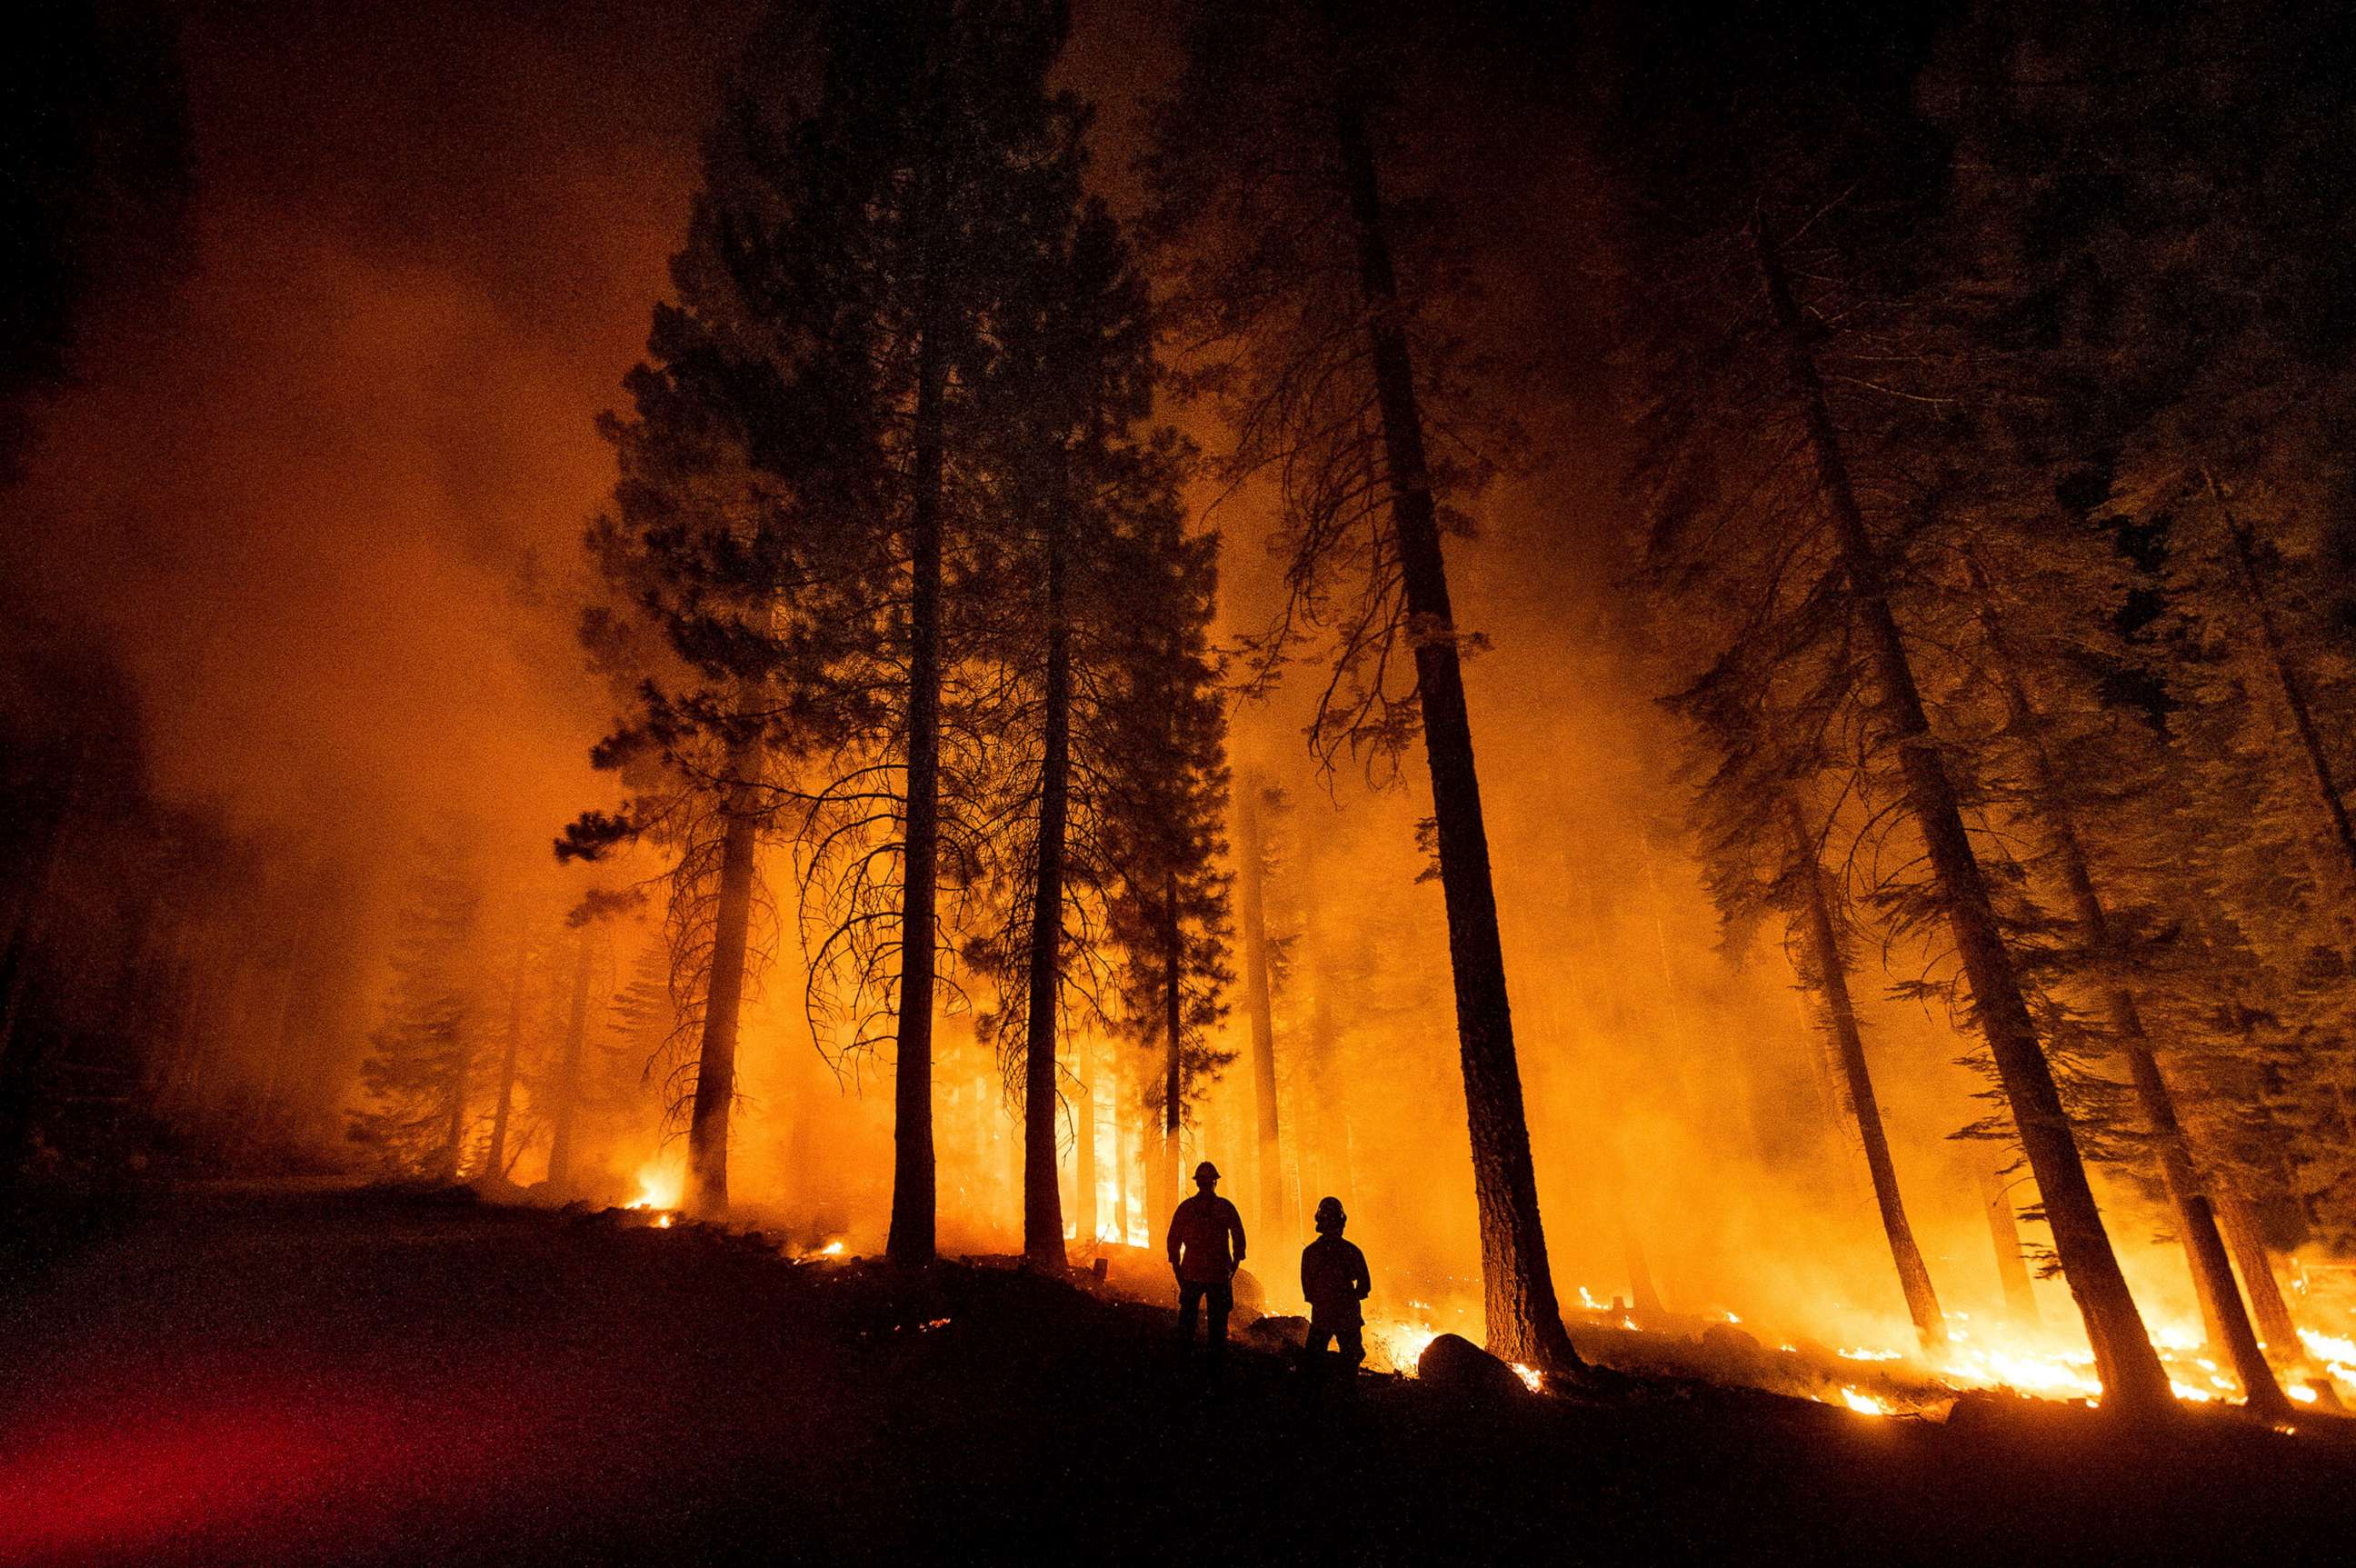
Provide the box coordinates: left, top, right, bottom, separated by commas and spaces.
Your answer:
1509, 1363, 1544, 1393
1837, 1387, 1891, 1416
654, 1214, 674, 1229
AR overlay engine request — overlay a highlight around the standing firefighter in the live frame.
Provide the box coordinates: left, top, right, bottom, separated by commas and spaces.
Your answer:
1167, 1160, 1247, 1367
1301, 1196, 1370, 1375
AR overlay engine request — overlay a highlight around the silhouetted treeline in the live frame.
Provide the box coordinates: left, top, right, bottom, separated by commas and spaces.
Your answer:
0, 615, 363, 1187
14, 0, 2356, 1422
1610, 0, 2356, 1413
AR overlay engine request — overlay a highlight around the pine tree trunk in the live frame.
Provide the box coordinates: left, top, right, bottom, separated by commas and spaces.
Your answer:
1979, 1160, 2041, 1323
1965, 554, 2287, 1414
1752, 223, 2172, 1416
684, 772, 759, 1219
1331, 88, 1579, 1373
1304, 972, 1354, 1211
1022, 482, 1073, 1270
1293, 847, 1343, 1211
1075, 1033, 1098, 1246
440, 1029, 470, 1182
544, 925, 594, 1190
888, 312, 946, 1268
1114, 1050, 1136, 1243
1162, 869, 1183, 1213
2200, 469, 2356, 893
1235, 776, 1286, 1244
486, 934, 527, 1180
2215, 1185, 2304, 1361
1782, 792, 1946, 1351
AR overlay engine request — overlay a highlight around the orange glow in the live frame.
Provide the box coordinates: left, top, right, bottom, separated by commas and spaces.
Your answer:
1365, 1319, 1442, 1374
625, 1159, 684, 1214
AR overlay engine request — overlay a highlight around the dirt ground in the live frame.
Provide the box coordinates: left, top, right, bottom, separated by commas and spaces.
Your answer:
2, 1185, 2352, 1565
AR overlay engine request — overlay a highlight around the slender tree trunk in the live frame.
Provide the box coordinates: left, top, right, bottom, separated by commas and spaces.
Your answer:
440, 1028, 470, 1182
1331, 91, 1578, 1373
1965, 554, 2287, 1415
1979, 1160, 2041, 1323
544, 925, 594, 1190
1782, 792, 1946, 1352
2216, 1185, 2303, 1360
2201, 469, 2356, 892
1752, 222, 2171, 1416
486, 932, 527, 1180
1114, 1049, 1136, 1244
1293, 852, 1345, 1211
1075, 1034, 1098, 1245
1162, 869, 1183, 1213
1304, 968, 1353, 1209
888, 311, 947, 1268
684, 763, 760, 1220
1022, 481, 1073, 1270
1235, 776, 1285, 1244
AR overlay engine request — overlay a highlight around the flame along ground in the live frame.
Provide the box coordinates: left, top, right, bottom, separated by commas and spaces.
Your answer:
1353, 1294, 2356, 1417
624, 1159, 684, 1227
642, 1163, 2356, 1418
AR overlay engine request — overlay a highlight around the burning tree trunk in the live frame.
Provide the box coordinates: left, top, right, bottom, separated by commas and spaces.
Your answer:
1782, 791, 1946, 1352
1752, 222, 2173, 1416
1979, 1162, 2041, 1323
1021, 474, 1073, 1271
888, 313, 947, 1268
1963, 553, 2288, 1416
1235, 774, 1285, 1243
544, 924, 594, 1191
1331, 91, 1579, 1374
684, 764, 759, 1220
485, 933, 528, 1180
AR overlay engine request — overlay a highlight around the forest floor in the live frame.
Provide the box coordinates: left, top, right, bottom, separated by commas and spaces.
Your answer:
3, 1185, 2354, 1566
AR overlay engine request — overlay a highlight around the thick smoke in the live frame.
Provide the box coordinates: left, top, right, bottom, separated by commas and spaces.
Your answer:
2, 0, 2208, 1356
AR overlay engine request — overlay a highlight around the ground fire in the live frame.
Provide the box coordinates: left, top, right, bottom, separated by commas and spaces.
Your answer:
6, 0, 2356, 1563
